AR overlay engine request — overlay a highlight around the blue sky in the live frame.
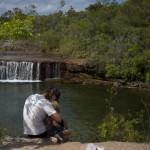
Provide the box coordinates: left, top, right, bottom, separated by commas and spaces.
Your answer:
0, 0, 125, 15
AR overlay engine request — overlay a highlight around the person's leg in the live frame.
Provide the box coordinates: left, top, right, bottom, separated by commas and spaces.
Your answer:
47, 119, 72, 143
27, 131, 48, 138
62, 129, 72, 141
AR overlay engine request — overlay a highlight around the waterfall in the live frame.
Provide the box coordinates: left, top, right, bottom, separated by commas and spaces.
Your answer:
0, 61, 40, 82
44, 62, 61, 79
36, 63, 40, 80
52, 63, 61, 78
0, 61, 63, 82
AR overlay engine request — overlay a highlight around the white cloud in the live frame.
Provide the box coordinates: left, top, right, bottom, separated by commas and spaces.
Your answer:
0, 0, 124, 15
0, 0, 97, 15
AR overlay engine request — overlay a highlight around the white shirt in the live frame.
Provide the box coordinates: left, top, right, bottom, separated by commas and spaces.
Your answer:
23, 94, 56, 135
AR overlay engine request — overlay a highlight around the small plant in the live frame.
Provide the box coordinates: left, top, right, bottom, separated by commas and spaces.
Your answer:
98, 85, 143, 142
98, 112, 141, 141
139, 98, 150, 142
98, 112, 121, 140
105, 85, 117, 111
0, 126, 5, 145
105, 64, 120, 78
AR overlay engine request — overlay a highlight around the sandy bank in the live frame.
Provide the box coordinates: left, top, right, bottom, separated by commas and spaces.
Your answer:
0, 136, 150, 150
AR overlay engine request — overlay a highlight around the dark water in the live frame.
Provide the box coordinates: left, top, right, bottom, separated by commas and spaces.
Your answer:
0, 81, 149, 142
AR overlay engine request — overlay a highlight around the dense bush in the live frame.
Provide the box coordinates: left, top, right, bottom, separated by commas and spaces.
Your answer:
0, 16, 34, 40
0, 0, 150, 81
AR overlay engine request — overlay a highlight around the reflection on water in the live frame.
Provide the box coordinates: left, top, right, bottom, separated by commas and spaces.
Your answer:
0, 82, 149, 142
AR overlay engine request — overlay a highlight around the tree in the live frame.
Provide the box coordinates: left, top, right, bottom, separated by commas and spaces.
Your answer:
24, 5, 38, 16
60, 0, 65, 8
0, 16, 34, 39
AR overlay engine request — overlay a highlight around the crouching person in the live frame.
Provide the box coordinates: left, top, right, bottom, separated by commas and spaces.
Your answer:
46, 89, 72, 143
23, 87, 71, 143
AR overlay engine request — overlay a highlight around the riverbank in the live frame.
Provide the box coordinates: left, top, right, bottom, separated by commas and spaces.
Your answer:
0, 136, 150, 150
59, 72, 150, 91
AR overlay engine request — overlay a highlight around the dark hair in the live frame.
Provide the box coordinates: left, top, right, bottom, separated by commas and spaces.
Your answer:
49, 87, 61, 100
44, 87, 61, 101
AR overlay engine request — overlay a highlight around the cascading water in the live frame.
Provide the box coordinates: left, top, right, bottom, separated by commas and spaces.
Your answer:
53, 63, 61, 78
36, 63, 40, 80
0, 61, 40, 82
45, 63, 61, 79
0, 61, 62, 82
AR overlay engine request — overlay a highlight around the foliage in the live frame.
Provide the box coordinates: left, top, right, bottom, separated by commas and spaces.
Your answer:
139, 97, 150, 141
0, 126, 5, 145
145, 73, 150, 83
98, 112, 142, 141
98, 86, 149, 142
0, 0, 150, 142
0, 0, 150, 81
0, 16, 34, 39
36, 30, 60, 52
105, 64, 120, 78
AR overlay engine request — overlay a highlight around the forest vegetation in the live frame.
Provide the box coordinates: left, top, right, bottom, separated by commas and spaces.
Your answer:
0, 0, 150, 143
0, 0, 150, 82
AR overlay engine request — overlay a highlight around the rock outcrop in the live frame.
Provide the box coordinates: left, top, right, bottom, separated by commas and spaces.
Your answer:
0, 136, 150, 150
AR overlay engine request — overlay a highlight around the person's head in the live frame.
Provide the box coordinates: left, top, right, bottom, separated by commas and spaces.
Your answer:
50, 87, 61, 102
44, 87, 61, 102
51, 100, 60, 112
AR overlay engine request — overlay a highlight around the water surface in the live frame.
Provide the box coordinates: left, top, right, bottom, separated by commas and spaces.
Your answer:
0, 82, 148, 142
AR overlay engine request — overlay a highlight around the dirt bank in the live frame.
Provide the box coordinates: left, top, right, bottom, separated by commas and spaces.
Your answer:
0, 136, 150, 150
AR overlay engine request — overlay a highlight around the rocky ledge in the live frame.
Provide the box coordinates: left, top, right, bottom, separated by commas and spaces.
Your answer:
0, 51, 150, 90
0, 136, 150, 150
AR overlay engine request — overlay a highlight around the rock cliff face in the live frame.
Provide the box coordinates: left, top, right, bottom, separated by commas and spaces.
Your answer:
0, 51, 90, 81
0, 51, 150, 90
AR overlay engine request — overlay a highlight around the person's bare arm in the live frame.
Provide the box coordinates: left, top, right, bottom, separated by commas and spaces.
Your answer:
51, 112, 62, 123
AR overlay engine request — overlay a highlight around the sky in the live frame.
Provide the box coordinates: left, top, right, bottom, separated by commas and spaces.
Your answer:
0, 0, 125, 16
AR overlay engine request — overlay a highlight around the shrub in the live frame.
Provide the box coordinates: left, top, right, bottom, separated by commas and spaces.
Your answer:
105, 64, 120, 78
0, 16, 34, 40
145, 73, 150, 83
98, 86, 145, 142
98, 111, 142, 142
0, 126, 5, 145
